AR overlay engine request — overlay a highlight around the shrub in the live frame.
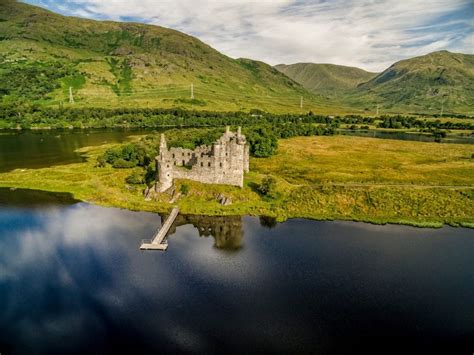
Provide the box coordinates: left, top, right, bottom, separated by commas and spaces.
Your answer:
113, 158, 137, 169
125, 169, 145, 184
180, 184, 190, 195
96, 156, 106, 168
103, 148, 122, 164
144, 166, 156, 185
258, 176, 278, 199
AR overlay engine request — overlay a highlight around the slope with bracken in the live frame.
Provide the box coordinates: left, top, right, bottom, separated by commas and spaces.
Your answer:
276, 52, 474, 115
275, 63, 378, 94
0, 0, 342, 113
350, 51, 474, 115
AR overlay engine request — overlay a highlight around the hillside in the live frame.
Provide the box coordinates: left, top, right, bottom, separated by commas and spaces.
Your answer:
276, 52, 474, 115
349, 51, 474, 115
0, 1, 472, 115
0, 0, 340, 113
275, 63, 377, 93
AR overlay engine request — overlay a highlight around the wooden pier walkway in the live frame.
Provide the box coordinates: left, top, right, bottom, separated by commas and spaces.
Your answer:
140, 207, 179, 251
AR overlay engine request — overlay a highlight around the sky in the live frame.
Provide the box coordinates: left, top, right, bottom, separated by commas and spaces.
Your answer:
22, 0, 474, 72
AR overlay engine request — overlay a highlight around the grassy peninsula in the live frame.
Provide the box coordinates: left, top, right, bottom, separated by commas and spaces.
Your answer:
0, 134, 472, 228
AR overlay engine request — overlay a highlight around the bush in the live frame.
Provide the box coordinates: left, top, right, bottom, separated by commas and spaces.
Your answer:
113, 158, 137, 169
125, 169, 145, 184
258, 176, 278, 199
144, 166, 156, 185
180, 184, 189, 195
96, 156, 106, 168
102, 143, 154, 168
103, 148, 122, 164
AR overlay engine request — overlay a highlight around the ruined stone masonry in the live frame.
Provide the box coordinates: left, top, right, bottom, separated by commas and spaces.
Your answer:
155, 127, 250, 192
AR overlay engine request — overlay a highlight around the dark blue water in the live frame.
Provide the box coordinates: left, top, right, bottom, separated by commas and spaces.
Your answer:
0, 189, 473, 354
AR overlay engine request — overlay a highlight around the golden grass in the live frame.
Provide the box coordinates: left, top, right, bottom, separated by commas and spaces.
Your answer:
253, 136, 474, 186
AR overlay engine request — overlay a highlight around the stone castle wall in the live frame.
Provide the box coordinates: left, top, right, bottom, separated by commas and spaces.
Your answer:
156, 127, 249, 192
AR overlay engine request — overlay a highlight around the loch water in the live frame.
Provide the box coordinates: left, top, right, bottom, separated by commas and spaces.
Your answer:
0, 130, 473, 354
0, 188, 473, 354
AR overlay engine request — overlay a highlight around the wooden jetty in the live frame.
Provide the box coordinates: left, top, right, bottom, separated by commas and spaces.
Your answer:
140, 207, 179, 251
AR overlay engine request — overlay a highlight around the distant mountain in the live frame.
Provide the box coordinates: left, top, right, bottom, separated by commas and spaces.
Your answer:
0, 0, 332, 113
275, 63, 378, 93
0, 1, 472, 114
276, 52, 474, 114
351, 51, 474, 114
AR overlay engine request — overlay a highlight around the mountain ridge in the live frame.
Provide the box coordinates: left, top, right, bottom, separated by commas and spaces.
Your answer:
0, 1, 472, 114
1, 0, 333, 113
275, 51, 474, 114
275, 63, 378, 93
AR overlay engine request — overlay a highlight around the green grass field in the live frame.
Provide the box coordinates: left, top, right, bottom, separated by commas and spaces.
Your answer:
0, 135, 472, 227
253, 136, 474, 186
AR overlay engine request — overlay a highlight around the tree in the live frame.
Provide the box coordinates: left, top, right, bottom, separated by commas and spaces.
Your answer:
247, 128, 278, 157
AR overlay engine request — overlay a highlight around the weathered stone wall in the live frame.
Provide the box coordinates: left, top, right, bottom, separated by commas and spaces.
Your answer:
156, 127, 249, 192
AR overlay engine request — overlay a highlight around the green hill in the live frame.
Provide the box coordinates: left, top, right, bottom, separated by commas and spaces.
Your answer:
0, 0, 341, 113
0, 1, 472, 115
350, 51, 474, 115
276, 52, 474, 115
275, 63, 377, 93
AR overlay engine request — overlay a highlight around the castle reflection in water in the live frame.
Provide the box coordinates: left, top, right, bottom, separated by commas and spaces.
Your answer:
162, 214, 278, 250
165, 215, 244, 250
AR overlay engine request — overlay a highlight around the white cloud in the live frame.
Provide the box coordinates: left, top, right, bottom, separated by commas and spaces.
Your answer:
30, 0, 474, 71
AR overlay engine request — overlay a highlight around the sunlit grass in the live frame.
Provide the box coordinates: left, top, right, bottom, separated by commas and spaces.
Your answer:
0, 135, 472, 227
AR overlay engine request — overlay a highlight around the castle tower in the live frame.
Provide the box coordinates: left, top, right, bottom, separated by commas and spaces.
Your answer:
159, 133, 167, 152
156, 134, 173, 192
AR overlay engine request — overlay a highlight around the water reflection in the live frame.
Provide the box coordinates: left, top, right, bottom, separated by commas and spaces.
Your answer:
0, 188, 79, 209
0, 129, 154, 172
259, 215, 278, 229
0, 189, 473, 354
167, 215, 244, 250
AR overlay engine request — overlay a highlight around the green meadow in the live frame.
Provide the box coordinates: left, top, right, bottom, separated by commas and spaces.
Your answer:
0, 135, 472, 228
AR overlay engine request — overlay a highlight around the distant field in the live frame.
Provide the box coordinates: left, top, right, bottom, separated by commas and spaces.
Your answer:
253, 136, 474, 186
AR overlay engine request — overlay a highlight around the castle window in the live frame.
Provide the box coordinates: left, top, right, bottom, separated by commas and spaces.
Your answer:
182, 153, 184, 157
172, 153, 175, 158
182, 160, 185, 166
188, 152, 190, 157
201, 153, 204, 158
167, 164, 169, 168
200, 162, 203, 167
174, 161, 176, 166
208, 162, 211, 167
220, 162, 222, 168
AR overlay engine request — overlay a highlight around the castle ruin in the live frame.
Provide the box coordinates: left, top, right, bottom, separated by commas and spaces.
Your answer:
155, 127, 249, 192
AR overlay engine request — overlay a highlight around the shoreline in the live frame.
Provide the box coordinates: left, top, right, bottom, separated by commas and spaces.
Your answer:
1, 137, 472, 229
0, 185, 472, 229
